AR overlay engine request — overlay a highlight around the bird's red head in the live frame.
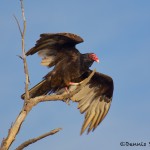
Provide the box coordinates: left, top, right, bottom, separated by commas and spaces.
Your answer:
88, 53, 99, 63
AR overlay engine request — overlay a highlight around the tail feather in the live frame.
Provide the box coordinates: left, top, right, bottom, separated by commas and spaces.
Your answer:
21, 79, 52, 99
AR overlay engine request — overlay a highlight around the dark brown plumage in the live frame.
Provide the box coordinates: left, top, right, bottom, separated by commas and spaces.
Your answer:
21, 32, 114, 134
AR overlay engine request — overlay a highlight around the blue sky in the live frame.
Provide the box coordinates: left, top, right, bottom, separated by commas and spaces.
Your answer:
0, 0, 150, 149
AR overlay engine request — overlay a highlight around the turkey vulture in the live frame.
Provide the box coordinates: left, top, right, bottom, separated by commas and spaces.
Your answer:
21, 32, 114, 134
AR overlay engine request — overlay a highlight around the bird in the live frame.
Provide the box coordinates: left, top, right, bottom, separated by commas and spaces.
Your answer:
21, 32, 114, 134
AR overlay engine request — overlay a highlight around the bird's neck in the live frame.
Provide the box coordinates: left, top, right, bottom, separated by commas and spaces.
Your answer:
81, 54, 94, 69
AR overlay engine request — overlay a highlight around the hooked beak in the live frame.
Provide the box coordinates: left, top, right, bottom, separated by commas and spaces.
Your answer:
95, 59, 100, 63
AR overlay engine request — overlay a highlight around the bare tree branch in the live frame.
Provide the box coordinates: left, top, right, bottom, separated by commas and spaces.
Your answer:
13, 15, 22, 37
15, 128, 62, 150
19, 0, 30, 101
1, 1, 29, 149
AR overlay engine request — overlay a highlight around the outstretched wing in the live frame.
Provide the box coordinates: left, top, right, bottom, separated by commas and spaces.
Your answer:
70, 71, 114, 134
26, 32, 83, 55
26, 33, 83, 67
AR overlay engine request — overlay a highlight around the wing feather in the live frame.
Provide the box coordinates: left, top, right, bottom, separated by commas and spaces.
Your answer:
78, 95, 94, 114
92, 98, 110, 131
87, 100, 101, 133
71, 85, 91, 102
71, 71, 114, 134
78, 90, 94, 109
80, 100, 99, 135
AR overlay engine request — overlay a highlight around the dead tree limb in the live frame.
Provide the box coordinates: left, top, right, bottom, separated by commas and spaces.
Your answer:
15, 128, 62, 150
20, 0, 30, 101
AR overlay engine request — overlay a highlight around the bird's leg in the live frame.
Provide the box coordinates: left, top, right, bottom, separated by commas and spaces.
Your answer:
69, 81, 84, 86
65, 87, 70, 94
